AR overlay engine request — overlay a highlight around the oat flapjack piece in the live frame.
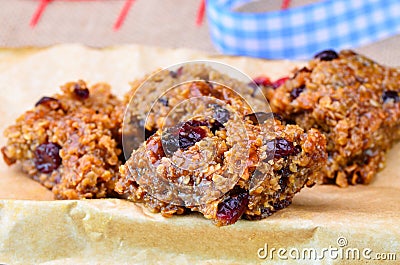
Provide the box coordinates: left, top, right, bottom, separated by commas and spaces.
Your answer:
2, 80, 123, 199
116, 71, 327, 225
270, 50, 400, 187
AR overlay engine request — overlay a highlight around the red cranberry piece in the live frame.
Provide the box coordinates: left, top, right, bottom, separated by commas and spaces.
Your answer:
268, 138, 301, 159
178, 121, 208, 150
73, 83, 90, 99
210, 88, 224, 100
210, 104, 230, 124
314, 50, 339, 61
216, 188, 249, 225
162, 120, 208, 155
272, 77, 289, 89
245, 112, 269, 125
290, 85, 305, 99
169, 66, 183, 78
278, 176, 289, 191
210, 121, 223, 135
272, 113, 284, 122
252, 76, 272, 87
146, 136, 165, 162
34, 142, 62, 173
260, 207, 273, 217
145, 128, 158, 140
158, 97, 169, 106
249, 76, 288, 90
277, 167, 291, 190
273, 199, 291, 210
35, 97, 60, 108
293, 67, 311, 78
204, 104, 230, 133
382, 90, 399, 103
176, 66, 183, 76
184, 120, 209, 127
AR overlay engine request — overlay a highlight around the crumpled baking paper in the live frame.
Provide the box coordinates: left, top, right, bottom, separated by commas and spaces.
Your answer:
0, 45, 399, 265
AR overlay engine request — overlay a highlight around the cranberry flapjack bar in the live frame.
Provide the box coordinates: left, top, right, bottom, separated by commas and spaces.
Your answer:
2, 80, 123, 199
270, 50, 400, 187
116, 65, 327, 226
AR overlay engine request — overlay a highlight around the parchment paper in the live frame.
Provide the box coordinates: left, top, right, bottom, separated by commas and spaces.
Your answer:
0, 45, 399, 265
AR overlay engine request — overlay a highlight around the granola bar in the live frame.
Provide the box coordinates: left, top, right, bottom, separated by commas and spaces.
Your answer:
270, 50, 400, 187
116, 67, 327, 226
1, 80, 123, 199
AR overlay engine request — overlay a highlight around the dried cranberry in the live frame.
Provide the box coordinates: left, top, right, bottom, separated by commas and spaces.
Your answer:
260, 207, 274, 217
184, 120, 209, 127
158, 97, 169, 107
73, 84, 90, 99
146, 136, 165, 162
209, 122, 221, 134
145, 128, 158, 140
245, 112, 279, 125
277, 167, 291, 178
178, 121, 208, 150
290, 85, 305, 99
34, 142, 61, 173
277, 167, 291, 190
249, 76, 288, 90
169, 71, 177, 78
272, 199, 291, 210
35, 97, 60, 108
382, 90, 399, 103
272, 113, 284, 122
205, 80, 214, 88
293, 67, 311, 78
161, 120, 208, 155
295, 144, 302, 154
169, 66, 183, 78
216, 188, 249, 225
210, 87, 224, 99
210, 104, 230, 124
252, 76, 272, 87
207, 104, 230, 133
314, 50, 339, 61
272, 77, 289, 89
268, 138, 301, 159
278, 176, 289, 191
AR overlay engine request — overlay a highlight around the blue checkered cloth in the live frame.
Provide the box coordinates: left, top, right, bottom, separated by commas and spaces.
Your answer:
207, 0, 400, 59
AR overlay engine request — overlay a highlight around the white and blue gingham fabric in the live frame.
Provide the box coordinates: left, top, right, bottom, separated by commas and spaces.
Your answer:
207, 0, 400, 60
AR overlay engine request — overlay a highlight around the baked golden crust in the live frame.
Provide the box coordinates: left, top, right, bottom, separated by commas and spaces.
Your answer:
270, 50, 400, 187
1, 80, 123, 199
